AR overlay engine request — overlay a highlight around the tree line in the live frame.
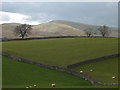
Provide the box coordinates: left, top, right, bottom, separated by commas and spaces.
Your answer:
14, 24, 111, 39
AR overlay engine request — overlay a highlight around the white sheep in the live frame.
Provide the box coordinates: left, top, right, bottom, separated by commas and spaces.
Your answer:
34, 84, 37, 87
26, 86, 29, 88
80, 70, 83, 73
112, 76, 116, 79
51, 83, 56, 87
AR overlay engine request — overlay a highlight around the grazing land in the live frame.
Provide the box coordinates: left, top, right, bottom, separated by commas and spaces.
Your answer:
2, 37, 118, 67
2, 56, 91, 88
2, 56, 118, 88
73, 57, 118, 83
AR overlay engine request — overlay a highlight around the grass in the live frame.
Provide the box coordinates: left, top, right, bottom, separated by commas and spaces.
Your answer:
2, 37, 118, 67
2, 55, 92, 88
72, 57, 118, 83
2, 56, 118, 88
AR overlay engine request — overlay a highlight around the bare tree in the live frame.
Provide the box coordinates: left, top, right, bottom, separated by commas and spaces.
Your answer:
98, 25, 110, 37
14, 24, 32, 39
84, 28, 94, 37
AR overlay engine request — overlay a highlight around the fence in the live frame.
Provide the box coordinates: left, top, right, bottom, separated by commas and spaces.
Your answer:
1, 51, 119, 86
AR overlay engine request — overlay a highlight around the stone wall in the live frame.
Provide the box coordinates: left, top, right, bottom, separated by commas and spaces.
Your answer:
1, 36, 106, 42
1, 51, 119, 86
67, 54, 120, 69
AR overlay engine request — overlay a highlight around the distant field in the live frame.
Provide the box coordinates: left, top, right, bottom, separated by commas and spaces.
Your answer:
73, 57, 118, 83
2, 56, 91, 88
2, 37, 118, 67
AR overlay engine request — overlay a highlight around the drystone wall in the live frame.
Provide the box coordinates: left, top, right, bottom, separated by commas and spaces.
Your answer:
67, 54, 120, 69
1, 51, 119, 86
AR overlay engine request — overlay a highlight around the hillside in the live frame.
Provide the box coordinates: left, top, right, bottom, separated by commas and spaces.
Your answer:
1, 22, 84, 39
32, 22, 84, 36
1, 23, 20, 38
1, 20, 118, 38
52, 20, 118, 37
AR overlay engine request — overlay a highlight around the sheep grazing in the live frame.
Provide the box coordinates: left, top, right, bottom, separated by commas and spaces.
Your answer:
34, 84, 37, 88
80, 70, 83, 73
112, 76, 116, 79
51, 84, 56, 87
26, 86, 29, 88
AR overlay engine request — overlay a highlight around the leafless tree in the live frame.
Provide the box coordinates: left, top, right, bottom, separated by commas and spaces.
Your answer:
14, 24, 32, 39
84, 28, 94, 37
98, 25, 110, 37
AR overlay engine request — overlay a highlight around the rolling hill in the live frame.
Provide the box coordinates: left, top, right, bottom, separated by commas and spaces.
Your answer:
1, 20, 118, 39
32, 22, 84, 36
52, 20, 118, 37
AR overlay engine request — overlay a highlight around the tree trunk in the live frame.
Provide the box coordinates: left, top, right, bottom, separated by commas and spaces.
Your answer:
21, 35, 24, 39
102, 34, 105, 37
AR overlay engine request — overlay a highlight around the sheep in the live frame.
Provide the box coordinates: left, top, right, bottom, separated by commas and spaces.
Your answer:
80, 70, 83, 73
34, 84, 37, 88
112, 76, 116, 79
51, 83, 56, 87
26, 86, 29, 88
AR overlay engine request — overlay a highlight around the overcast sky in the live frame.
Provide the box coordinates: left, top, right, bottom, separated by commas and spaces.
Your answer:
0, 2, 118, 27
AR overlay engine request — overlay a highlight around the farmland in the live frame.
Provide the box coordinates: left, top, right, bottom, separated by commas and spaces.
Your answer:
2, 56, 118, 88
2, 37, 119, 88
73, 57, 118, 83
2, 55, 91, 88
2, 37, 118, 67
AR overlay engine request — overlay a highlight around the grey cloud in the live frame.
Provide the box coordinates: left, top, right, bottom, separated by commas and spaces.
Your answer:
2, 2, 118, 27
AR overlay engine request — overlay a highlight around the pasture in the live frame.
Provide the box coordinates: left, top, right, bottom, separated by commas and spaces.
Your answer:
2, 55, 91, 88
2, 37, 118, 67
73, 57, 118, 83
2, 56, 118, 88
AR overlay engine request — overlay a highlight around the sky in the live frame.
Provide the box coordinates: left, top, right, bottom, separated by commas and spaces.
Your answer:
0, 2, 118, 27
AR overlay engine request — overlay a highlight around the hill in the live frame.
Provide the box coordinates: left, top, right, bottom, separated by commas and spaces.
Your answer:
52, 20, 118, 37
32, 22, 84, 36
1, 20, 118, 39
1, 23, 20, 38
1, 22, 84, 39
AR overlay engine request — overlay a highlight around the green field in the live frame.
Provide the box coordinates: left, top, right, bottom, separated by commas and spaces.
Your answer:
2, 55, 92, 88
2, 56, 118, 88
73, 57, 118, 83
2, 38, 118, 67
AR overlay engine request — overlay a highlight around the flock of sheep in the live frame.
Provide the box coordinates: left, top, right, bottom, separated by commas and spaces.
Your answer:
25, 84, 56, 88
79, 69, 116, 80
25, 69, 116, 88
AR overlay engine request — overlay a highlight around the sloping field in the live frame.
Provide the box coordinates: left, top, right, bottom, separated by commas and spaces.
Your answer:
2, 56, 91, 88
2, 38, 118, 67
73, 57, 118, 83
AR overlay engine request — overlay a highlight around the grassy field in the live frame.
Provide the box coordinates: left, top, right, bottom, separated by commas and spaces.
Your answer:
73, 57, 118, 83
2, 37, 118, 67
2, 55, 92, 88
2, 56, 118, 88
